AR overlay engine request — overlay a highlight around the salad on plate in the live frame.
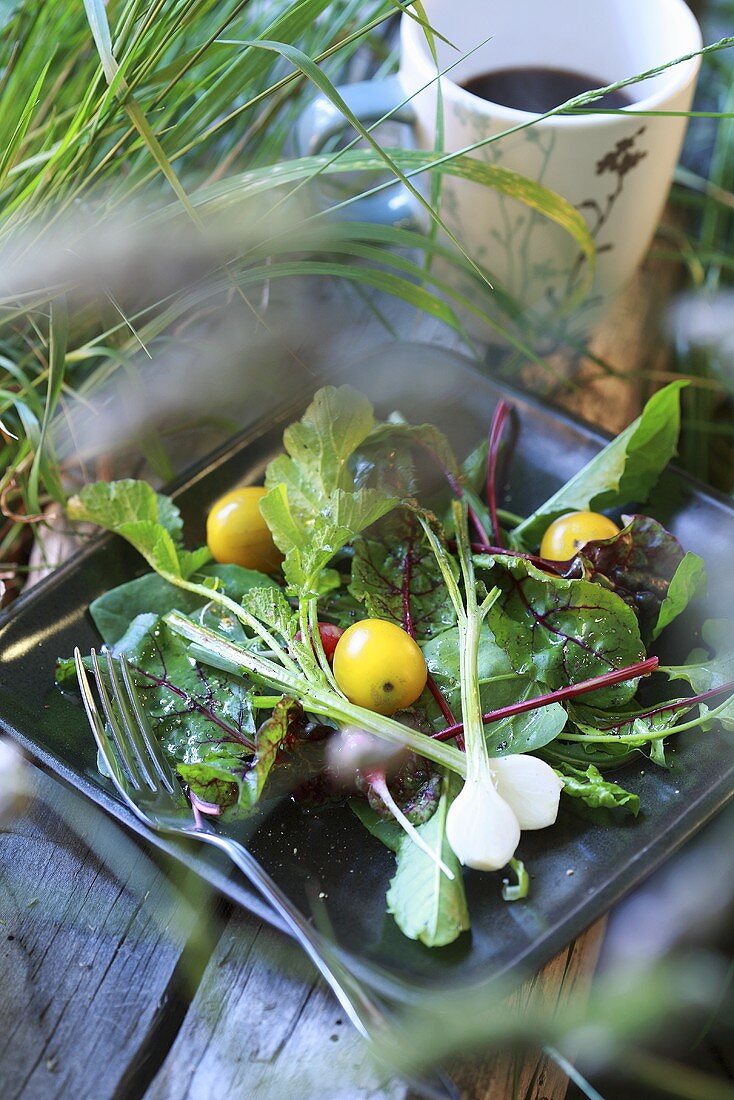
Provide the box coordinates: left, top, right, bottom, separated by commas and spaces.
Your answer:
58, 381, 734, 948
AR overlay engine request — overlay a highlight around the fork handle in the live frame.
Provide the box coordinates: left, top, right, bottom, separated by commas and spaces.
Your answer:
193, 830, 458, 1100
195, 829, 387, 1035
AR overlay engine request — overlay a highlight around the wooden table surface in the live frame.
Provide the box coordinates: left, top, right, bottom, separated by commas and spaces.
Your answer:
0, 255, 697, 1100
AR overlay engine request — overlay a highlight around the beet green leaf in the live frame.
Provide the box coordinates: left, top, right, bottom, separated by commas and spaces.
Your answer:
350, 510, 456, 641
483, 556, 646, 707
574, 514, 705, 643
422, 624, 567, 753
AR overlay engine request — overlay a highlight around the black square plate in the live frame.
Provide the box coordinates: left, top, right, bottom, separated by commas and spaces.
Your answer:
1, 343, 732, 1003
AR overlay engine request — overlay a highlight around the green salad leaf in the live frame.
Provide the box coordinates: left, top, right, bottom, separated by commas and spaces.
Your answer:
57, 613, 263, 812
484, 556, 646, 707
177, 753, 252, 810
68, 479, 212, 580
349, 800, 403, 853
363, 419, 463, 486
653, 553, 707, 641
259, 387, 399, 594
262, 483, 397, 593
556, 762, 640, 818
511, 382, 687, 549
242, 697, 301, 806
569, 699, 695, 741
90, 564, 279, 645
461, 438, 489, 496
664, 620, 734, 694
114, 614, 257, 761
663, 620, 734, 731
385, 774, 469, 948
265, 385, 376, 512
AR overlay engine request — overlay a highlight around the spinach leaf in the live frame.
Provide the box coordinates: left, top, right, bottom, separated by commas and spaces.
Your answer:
654, 553, 707, 641
386, 774, 469, 948
556, 762, 640, 818
512, 382, 687, 549
349, 799, 403, 853
484, 556, 646, 707
573, 515, 705, 644
68, 479, 211, 580
422, 625, 567, 753
350, 510, 456, 641
90, 564, 279, 646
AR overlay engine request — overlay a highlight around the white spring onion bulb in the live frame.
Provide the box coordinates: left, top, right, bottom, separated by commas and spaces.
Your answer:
491, 754, 564, 831
445, 767, 521, 872
421, 507, 563, 877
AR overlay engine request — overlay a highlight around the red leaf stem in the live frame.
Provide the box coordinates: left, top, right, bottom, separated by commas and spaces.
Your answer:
486, 400, 512, 548
432, 656, 660, 742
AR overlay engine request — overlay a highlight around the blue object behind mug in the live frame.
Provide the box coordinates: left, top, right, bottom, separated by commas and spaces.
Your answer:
294, 75, 425, 230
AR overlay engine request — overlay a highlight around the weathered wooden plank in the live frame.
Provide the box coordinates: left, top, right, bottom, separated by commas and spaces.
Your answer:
0, 766, 219, 1100
145, 910, 411, 1100
442, 917, 607, 1100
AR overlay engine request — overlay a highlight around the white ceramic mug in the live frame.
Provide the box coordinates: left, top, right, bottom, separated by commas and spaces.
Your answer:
297, 0, 702, 338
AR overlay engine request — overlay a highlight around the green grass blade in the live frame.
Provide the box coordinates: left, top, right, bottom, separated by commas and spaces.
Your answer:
27, 295, 68, 511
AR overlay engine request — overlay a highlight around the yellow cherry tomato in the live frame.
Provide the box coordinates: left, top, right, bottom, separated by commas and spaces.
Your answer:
206, 486, 282, 573
333, 619, 427, 716
540, 510, 621, 561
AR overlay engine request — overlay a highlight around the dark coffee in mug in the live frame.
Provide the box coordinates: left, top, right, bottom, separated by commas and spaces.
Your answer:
460, 66, 633, 113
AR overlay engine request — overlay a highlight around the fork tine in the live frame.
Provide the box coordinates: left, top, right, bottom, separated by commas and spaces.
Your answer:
103, 649, 158, 791
74, 648, 134, 794
90, 648, 144, 790
119, 655, 178, 795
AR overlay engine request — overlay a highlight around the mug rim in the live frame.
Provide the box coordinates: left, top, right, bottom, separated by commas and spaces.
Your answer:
401, 0, 703, 129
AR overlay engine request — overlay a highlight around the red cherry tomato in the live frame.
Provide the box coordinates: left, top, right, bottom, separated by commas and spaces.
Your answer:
295, 622, 344, 664
316, 622, 344, 664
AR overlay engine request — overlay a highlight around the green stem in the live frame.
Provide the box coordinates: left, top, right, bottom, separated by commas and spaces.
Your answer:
307, 596, 342, 695
252, 695, 283, 710
297, 597, 320, 685
459, 609, 490, 779
166, 611, 466, 776
176, 576, 301, 676
561, 693, 733, 745
452, 500, 497, 782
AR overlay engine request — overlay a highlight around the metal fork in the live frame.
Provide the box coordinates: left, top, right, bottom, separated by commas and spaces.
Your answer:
74, 647, 458, 1100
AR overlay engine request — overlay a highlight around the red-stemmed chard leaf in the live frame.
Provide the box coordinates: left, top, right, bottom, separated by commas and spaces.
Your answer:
483, 556, 647, 707
486, 399, 513, 548
569, 514, 706, 644
350, 509, 456, 642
